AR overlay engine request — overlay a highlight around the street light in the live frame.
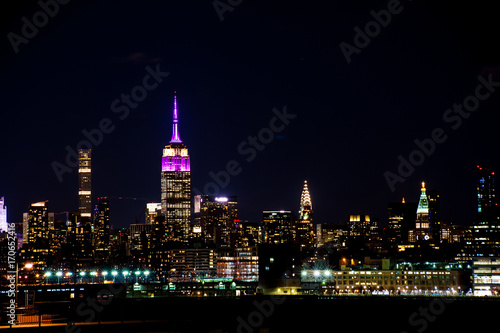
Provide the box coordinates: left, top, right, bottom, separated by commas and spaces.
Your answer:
44, 272, 51, 282
135, 270, 141, 283
65, 272, 73, 284
111, 270, 118, 282
56, 271, 63, 284
123, 271, 129, 283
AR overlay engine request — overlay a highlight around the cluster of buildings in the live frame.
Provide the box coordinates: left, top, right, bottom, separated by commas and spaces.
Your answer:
1, 93, 500, 297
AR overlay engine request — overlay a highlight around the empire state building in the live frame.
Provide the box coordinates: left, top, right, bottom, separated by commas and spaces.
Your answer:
161, 92, 191, 242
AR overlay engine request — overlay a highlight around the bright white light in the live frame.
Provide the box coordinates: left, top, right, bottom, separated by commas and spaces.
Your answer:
324, 270, 331, 276
56, 271, 63, 277
313, 270, 320, 277
215, 197, 228, 202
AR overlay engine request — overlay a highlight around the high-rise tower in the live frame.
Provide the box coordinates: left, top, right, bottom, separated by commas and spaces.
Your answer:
161, 92, 191, 242
295, 180, 314, 250
477, 165, 497, 215
0, 196, 7, 233
93, 197, 110, 261
78, 149, 92, 220
195, 195, 238, 247
409, 182, 432, 242
458, 166, 500, 261
415, 182, 429, 230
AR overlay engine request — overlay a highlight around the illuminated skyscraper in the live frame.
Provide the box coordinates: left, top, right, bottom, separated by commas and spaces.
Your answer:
78, 149, 92, 220
161, 92, 191, 242
428, 189, 441, 241
294, 180, 315, 250
387, 198, 417, 245
458, 167, 500, 261
263, 211, 294, 244
93, 197, 110, 261
195, 195, 238, 247
409, 182, 432, 242
477, 165, 497, 215
20, 201, 53, 275
415, 182, 429, 229
146, 203, 162, 224
0, 197, 7, 233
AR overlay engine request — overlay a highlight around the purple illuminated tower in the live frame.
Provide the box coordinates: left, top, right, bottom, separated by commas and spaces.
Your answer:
161, 92, 191, 242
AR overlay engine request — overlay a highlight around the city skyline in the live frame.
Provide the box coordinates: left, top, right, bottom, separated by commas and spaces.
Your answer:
2, 1, 500, 229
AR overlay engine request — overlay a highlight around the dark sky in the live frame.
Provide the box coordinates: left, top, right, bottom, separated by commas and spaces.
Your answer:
1, 0, 500, 229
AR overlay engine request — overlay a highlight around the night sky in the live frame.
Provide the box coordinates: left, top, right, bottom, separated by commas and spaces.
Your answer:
1, 0, 500, 229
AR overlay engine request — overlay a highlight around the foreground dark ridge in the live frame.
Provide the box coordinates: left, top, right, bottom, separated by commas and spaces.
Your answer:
1, 295, 499, 332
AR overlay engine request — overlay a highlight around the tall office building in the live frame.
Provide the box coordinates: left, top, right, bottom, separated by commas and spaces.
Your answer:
409, 182, 432, 242
459, 166, 500, 261
295, 180, 315, 250
93, 197, 110, 261
146, 203, 162, 224
263, 211, 294, 244
78, 149, 92, 220
195, 195, 238, 247
387, 198, 417, 245
20, 201, 53, 274
477, 165, 497, 215
428, 189, 441, 241
161, 93, 191, 242
347, 214, 372, 238
130, 223, 154, 266
415, 182, 429, 229
0, 197, 7, 233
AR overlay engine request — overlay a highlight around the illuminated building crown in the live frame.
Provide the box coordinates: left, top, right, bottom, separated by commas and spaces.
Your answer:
416, 182, 429, 214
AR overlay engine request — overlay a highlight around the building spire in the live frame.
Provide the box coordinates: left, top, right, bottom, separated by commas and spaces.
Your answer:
300, 180, 312, 210
170, 91, 182, 143
417, 181, 429, 214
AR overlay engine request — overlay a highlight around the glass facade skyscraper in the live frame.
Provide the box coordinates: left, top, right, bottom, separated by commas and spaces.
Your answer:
477, 165, 496, 214
161, 92, 191, 242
